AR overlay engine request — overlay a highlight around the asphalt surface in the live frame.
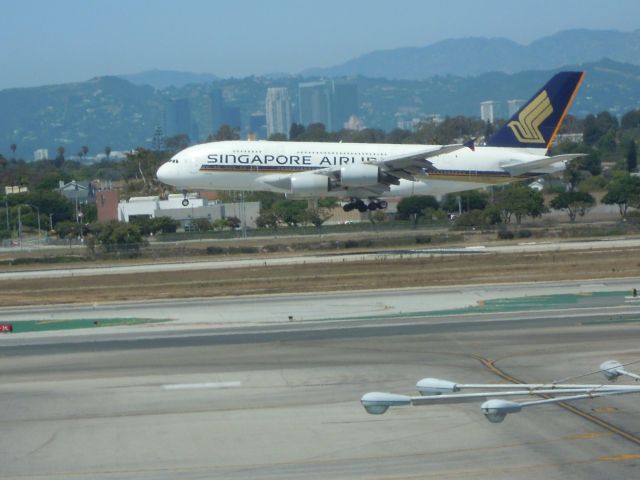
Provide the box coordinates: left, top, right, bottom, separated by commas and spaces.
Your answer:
2, 282, 640, 479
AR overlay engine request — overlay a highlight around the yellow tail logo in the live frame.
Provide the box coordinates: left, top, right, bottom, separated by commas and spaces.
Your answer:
507, 90, 553, 143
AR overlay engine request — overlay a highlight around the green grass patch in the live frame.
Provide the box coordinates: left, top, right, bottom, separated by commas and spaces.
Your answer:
8, 317, 170, 333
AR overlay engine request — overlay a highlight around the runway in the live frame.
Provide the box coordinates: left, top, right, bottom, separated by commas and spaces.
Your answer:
2, 281, 640, 479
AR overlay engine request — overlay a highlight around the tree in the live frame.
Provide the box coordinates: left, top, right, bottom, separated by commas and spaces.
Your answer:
97, 221, 146, 254
396, 195, 439, 225
601, 173, 640, 218
495, 184, 546, 225
304, 208, 332, 228
267, 133, 287, 141
54, 220, 81, 239
550, 191, 596, 222
208, 125, 239, 142
289, 123, 305, 140
272, 200, 307, 227
104, 146, 112, 160
626, 140, 638, 173
255, 211, 279, 229
191, 218, 211, 232
165, 134, 190, 152
10, 143, 16, 160
55, 146, 65, 167
441, 190, 489, 213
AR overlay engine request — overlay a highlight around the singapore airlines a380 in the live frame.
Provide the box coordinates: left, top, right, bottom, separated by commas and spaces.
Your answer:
157, 71, 585, 211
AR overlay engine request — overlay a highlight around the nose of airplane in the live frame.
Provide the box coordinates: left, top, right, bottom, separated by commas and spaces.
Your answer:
156, 161, 173, 185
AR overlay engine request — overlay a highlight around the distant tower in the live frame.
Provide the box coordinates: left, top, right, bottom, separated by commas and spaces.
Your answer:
249, 112, 267, 139
480, 101, 498, 123
164, 98, 193, 139
298, 81, 332, 130
266, 87, 292, 138
210, 89, 224, 133
331, 81, 358, 130
151, 126, 165, 151
507, 99, 525, 117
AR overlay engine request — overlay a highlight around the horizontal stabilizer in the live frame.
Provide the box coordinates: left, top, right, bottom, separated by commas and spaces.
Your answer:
501, 153, 586, 176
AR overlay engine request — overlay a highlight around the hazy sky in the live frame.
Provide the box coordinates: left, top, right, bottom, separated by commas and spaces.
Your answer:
1, 0, 638, 90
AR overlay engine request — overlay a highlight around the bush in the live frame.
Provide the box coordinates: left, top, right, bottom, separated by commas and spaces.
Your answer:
516, 229, 532, 238
415, 235, 432, 244
497, 230, 514, 240
205, 246, 225, 255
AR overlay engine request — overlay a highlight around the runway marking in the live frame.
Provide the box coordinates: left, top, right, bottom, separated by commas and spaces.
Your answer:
599, 453, 640, 461
162, 381, 241, 390
474, 355, 640, 447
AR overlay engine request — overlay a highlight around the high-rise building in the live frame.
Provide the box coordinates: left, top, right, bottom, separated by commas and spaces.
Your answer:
164, 98, 193, 140
223, 106, 242, 130
210, 89, 224, 134
298, 81, 332, 130
249, 113, 267, 139
507, 99, 525, 117
331, 81, 358, 130
480, 101, 498, 123
265, 87, 292, 138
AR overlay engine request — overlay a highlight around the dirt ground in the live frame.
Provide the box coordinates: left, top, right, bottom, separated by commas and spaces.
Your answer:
1, 246, 639, 307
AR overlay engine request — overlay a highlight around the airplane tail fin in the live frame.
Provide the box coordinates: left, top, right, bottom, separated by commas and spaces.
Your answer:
485, 71, 584, 150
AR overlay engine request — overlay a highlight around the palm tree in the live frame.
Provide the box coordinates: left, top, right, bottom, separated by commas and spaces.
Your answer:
104, 146, 112, 160
9, 143, 16, 160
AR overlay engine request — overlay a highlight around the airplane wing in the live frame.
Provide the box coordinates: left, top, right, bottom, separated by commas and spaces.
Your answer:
371, 143, 470, 181
500, 153, 587, 176
314, 143, 470, 182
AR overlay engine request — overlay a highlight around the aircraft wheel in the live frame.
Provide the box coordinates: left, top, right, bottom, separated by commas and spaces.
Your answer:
378, 200, 388, 209
182, 199, 189, 207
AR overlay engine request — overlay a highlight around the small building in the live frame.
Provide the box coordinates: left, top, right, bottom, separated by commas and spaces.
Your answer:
58, 180, 94, 203
96, 190, 119, 222
5, 185, 28, 195
34, 149, 49, 161
118, 194, 260, 229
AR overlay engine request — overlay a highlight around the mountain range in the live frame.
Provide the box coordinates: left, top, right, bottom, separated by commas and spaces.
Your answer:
303, 29, 640, 79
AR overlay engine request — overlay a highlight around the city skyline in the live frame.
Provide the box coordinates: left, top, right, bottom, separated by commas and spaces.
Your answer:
1, 0, 639, 90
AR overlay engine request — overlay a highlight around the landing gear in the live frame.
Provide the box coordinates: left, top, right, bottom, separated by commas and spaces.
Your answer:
181, 190, 189, 207
342, 198, 388, 212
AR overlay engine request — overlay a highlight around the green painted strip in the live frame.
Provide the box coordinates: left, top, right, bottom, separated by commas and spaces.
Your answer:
320, 291, 629, 322
9, 318, 170, 333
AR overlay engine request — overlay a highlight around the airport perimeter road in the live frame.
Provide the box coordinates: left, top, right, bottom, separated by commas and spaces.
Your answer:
1, 237, 640, 280
3, 309, 640, 479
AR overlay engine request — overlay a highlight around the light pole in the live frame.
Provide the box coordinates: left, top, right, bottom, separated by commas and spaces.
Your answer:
17, 205, 22, 248
25, 204, 41, 245
4, 197, 9, 231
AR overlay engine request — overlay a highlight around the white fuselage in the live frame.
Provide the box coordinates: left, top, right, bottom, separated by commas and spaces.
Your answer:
157, 140, 554, 198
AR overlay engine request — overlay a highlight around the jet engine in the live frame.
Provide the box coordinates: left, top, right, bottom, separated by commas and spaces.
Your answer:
290, 174, 330, 194
339, 163, 381, 187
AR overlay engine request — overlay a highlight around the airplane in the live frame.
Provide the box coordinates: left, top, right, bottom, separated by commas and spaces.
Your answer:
361, 360, 640, 423
156, 71, 586, 212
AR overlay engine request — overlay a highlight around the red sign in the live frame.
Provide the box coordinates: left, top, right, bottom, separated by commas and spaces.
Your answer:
0, 324, 13, 333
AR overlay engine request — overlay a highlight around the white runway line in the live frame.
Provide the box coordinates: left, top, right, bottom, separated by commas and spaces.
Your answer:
162, 381, 242, 390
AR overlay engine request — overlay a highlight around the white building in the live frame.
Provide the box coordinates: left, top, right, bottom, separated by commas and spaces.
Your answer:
480, 101, 498, 123
507, 99, 525, 117
265, 87, 292, 138
118, 194, 260, 229
34, 149, 49, 161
